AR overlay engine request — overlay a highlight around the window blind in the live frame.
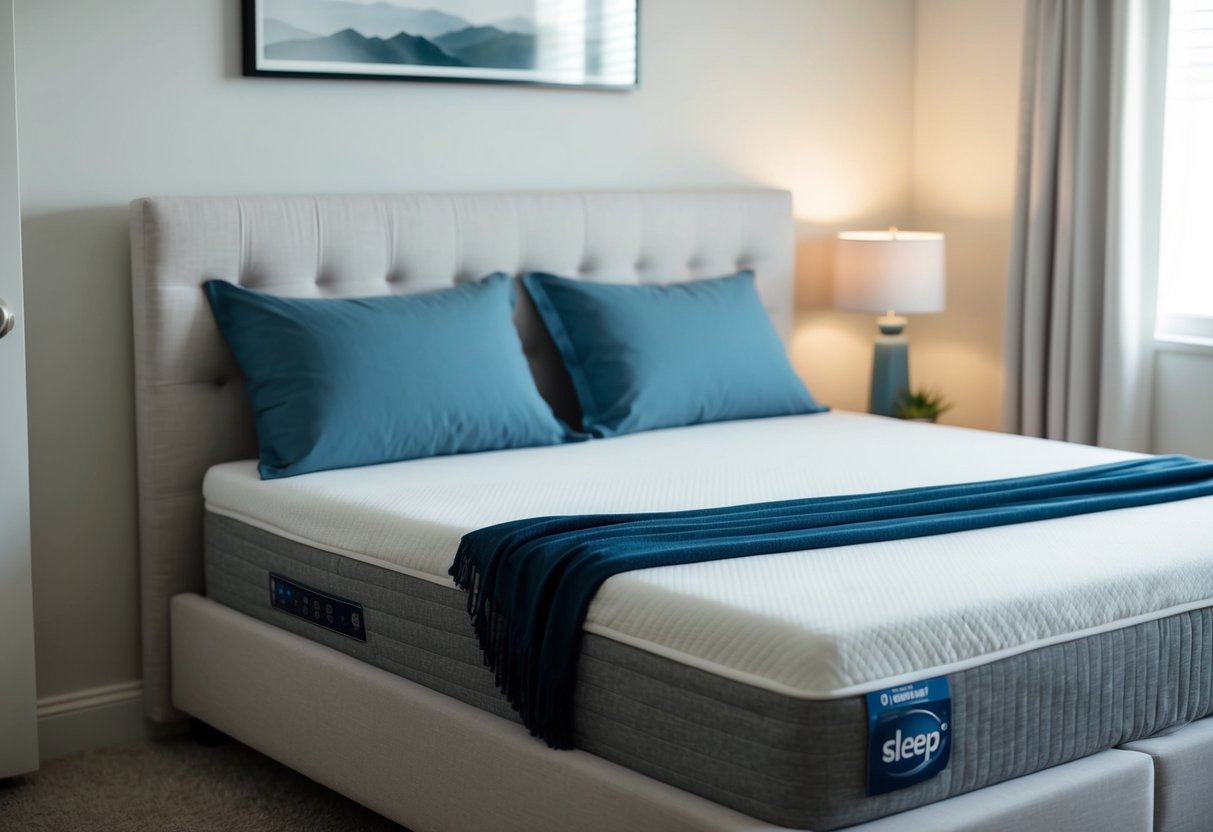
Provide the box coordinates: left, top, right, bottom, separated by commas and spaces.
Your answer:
1157, 0, 1213, 337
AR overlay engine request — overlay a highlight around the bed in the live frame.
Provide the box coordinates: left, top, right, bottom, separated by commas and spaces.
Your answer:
131, 190, 1213, 831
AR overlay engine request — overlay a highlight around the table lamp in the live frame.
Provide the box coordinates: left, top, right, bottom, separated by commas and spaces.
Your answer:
833, 228, 946, 417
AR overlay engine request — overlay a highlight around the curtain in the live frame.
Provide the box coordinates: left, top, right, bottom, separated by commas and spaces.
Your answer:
1003, 0, 1170, 451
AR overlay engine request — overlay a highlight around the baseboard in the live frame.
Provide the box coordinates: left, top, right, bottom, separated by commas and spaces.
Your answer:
37, 680, 177, 762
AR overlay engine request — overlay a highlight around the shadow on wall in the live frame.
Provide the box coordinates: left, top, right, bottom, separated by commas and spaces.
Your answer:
21, 205, 143, 695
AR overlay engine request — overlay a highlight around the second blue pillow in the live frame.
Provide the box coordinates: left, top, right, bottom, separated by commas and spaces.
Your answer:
522, 271, 826, 437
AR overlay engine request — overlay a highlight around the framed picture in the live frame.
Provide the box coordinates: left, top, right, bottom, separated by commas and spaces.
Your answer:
242, 0, 639, 89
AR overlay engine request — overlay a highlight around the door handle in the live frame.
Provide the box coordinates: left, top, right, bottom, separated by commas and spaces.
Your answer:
0, 298, 14, 339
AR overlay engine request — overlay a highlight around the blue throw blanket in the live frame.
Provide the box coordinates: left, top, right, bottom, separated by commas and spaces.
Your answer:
450, 454, 1213, 748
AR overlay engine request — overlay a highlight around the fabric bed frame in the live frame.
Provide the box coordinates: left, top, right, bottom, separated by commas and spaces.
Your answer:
131, 189, 796, 724
171, 593, 1158, 832
131, 189, 1209, 831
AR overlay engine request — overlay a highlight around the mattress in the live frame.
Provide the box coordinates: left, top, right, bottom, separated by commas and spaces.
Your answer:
202, 412, 1213, 829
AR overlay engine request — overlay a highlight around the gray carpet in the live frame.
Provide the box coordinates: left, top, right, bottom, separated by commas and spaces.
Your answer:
0, 736, 409, 831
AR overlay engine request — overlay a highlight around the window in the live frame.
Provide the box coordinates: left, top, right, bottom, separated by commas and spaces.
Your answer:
1157, 0, 1213, 342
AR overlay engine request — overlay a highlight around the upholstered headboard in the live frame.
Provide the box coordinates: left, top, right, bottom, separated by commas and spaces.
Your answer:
131, 189, 795, 721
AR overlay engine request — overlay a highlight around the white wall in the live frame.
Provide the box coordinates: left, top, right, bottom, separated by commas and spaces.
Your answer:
906, 0, 1213, 453
1153, 347, 1213, 457
16, 0, 916, 705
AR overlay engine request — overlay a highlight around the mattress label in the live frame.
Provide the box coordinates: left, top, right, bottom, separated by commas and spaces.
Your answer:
865, 676, 951, 795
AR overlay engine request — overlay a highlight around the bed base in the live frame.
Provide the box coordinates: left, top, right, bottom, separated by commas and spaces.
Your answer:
1123, 719, 1213, 832
172, 594, 1161, 832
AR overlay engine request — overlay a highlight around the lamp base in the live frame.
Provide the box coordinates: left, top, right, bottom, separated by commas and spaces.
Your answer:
870, 334, 909, 417
876, 313, 907, 336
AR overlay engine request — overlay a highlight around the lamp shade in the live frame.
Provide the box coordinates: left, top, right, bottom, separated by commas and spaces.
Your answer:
833, 230, 946, 314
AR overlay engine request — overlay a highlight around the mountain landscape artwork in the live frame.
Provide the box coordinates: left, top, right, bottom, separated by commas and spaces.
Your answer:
245, 0, 639, 88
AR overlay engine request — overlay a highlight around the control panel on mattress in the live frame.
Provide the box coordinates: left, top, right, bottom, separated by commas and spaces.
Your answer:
269, 574, 366, 642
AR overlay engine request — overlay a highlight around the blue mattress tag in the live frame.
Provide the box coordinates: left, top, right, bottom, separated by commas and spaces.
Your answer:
866, 676, 952, 795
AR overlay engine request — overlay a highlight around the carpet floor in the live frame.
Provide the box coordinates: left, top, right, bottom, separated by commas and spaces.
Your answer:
0, 736, 409, 831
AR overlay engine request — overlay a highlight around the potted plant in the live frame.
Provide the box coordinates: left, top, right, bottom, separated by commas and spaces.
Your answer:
895, 389, 953, 423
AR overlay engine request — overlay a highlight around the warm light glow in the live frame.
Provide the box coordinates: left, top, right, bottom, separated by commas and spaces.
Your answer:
789, 314, 873, 413
837, 230, 945, 242
833, 231, 947, 314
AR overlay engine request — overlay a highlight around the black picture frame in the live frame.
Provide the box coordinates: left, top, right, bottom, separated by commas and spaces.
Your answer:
235, 0, 635, 90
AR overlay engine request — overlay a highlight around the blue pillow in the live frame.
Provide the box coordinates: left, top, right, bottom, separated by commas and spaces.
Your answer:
205, 274, 570, 479
522, 271, 826, 437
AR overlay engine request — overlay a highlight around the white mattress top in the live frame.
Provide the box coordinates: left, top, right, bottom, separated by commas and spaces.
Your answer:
204, 412, 1213, 699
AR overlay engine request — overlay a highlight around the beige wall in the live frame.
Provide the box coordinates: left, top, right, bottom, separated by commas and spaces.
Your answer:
16, 0, 916, 701
908, 0, 1026, 431
792, 0, 1027, 422
904, 0, 1213, 458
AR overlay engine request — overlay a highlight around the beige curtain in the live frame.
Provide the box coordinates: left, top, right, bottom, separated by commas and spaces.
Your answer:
1003, 0, 1169, 451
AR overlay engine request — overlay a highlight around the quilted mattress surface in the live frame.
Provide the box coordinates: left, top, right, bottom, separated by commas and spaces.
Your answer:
203, 411, 1213, 700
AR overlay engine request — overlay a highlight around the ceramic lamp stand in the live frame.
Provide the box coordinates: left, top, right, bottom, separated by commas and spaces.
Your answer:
870, 314, 909, 417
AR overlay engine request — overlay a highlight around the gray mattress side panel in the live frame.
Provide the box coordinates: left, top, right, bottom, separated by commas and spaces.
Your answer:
203, 512, 1213, 830
576, 614, 1213, 827
204, 517, 518, 722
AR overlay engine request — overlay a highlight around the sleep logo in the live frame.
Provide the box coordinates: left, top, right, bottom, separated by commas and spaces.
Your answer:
865, 677, 952, 795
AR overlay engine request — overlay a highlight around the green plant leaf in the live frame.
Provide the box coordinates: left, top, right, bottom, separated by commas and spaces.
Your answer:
894, 388, 953, 420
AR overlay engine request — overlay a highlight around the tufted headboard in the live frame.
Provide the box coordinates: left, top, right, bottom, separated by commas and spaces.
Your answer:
131, 189, 795, 721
